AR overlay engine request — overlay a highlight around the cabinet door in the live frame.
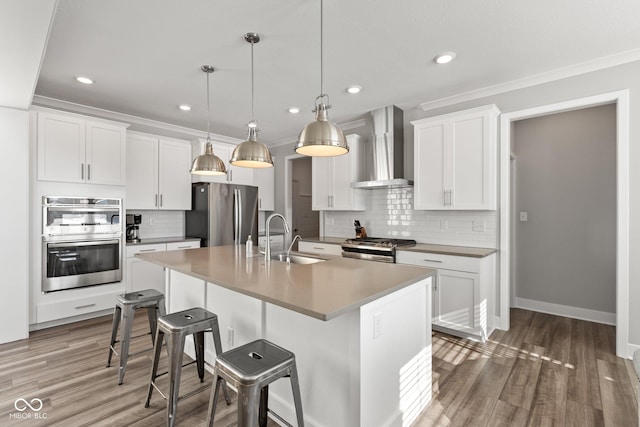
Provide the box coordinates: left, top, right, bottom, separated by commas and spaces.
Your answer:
228, 163, 254, 186
37, 112, 86, 183
414, 122, 447, 209
332, 135, 364, 210
253, 167, 274, 211
311, 157, 332, 210
450, 114, 494, 209
434, 269, 481, 335
128, 258, 166, 293
126, 134, 159, 210
86, 121, 126, 185
158, 139, 192, 210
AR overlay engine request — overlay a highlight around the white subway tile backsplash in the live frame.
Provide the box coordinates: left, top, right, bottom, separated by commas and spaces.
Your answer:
127, 210, 185, 239
324, 187, 497, 248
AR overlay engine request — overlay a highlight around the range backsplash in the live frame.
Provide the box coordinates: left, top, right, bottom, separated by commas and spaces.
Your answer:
323, 187, 497, 248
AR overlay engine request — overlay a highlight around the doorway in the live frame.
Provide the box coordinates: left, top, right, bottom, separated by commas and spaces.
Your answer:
284, 155, 319, 250
499, 90, 630, 357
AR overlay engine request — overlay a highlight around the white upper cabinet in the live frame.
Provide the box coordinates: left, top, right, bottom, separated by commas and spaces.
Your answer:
191, 139, 254, 186
412, 105, 499, 210
312, 134, 365, 211
253, 166, 274, 211
37, 109, 127, 185
126, 132, 191, 210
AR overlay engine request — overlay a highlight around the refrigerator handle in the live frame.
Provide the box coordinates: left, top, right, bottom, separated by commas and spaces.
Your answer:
233, 189, 239, 244
237, 188, 243, 244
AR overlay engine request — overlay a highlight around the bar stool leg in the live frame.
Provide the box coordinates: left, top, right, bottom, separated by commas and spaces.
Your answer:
207, 374, 224, 427
167, 332, 185, 427
194, 331, 205, 382
145, 328, 164, 407
118, 305, 135, 385
258, 386, 269, 427
146, 306, 158, 346
289, 363, 305, 427
107, 305, 121, 367
210, 325, 232, 405
237, 384, 261, 427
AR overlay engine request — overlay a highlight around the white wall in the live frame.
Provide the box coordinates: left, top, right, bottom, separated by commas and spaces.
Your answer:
0, 108, 30, 343
513, 104, 616, 315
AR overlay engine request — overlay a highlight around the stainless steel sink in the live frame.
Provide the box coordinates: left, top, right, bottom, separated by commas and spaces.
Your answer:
270, 251, 327, 265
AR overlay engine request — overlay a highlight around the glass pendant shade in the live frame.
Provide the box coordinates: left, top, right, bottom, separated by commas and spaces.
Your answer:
191, 65, 227, 176
295, 103, 348, 156
191, 140, 226, 175
231, 127, 273, 168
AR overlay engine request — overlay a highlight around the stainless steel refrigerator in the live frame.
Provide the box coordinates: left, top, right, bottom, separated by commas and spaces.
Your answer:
186, 182, 258, 247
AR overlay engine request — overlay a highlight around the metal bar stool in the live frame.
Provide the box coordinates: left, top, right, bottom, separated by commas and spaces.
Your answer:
207, 339, 304, 427
145, 307, 231, 427
107, 289, 166, 384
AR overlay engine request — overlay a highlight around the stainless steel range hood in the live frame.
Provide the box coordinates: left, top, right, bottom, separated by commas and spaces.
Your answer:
351, 105, 412, 189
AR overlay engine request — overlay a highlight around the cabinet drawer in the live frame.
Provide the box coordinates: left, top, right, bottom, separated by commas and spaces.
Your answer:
258, 235, 284, 251
126, 243, 167, 258
298, 241, 342, 256
397, 250, 482, 273
36, 290, 121, 323
166, 241, 200, 251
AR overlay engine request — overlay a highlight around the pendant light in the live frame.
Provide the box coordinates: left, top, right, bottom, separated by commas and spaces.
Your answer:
295, 0, 348, 157
230, 33, 274, 168
191, 65, 227, 176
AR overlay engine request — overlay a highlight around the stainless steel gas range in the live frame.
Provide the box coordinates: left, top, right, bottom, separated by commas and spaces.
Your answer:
341, 237, 416, 263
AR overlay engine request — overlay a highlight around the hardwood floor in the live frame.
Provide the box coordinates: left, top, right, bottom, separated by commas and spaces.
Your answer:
0, 308, 636, 426
415, 309, 639, 427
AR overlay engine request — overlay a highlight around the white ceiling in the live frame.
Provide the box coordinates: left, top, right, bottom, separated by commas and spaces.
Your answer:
33, 0, 640, 144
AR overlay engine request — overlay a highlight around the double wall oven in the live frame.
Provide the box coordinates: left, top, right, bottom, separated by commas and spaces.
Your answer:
42, 196, 122, 293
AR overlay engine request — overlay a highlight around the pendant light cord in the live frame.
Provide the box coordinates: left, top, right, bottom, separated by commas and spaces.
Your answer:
320, 0, 324, 98
206, 69, 211, 141
251, 39, 255, 123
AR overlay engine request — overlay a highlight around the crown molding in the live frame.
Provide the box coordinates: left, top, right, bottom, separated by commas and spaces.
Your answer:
419, 48, 640, 112
31, 95, 242, 144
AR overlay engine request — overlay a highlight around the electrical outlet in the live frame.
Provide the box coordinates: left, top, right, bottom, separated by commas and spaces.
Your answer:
520, 212, 528, 222
472, 220, 486, 232
227, 327, 234, 347
373, 313, 382, 339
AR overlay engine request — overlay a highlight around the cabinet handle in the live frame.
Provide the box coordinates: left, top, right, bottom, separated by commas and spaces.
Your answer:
75, 303, 96, 310
139, 249, 157, 252
229, 170, 233, 182
259, 198, 261, 209
423, 259, 442, 263
87, 164, 91, 181
160, 194, 163, 207
155, 194, 158, 207
81, 163, 84, 180
313, 246, 325, 250
176, 245, 191, 249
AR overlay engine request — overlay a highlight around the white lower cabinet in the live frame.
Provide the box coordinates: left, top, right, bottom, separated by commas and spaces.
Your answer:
126, 240, 200, 293
397, 250, 495, 341
36, 289, 123, 324
297, 241, 343, 256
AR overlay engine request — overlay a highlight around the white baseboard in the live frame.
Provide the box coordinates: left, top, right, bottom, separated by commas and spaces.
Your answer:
514, 297, 615, 325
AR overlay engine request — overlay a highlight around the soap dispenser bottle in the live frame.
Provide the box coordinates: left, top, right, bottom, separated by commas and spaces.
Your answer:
246, 235, 254, 256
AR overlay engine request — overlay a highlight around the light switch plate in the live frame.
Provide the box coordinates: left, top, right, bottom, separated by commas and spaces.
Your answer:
472, 221, 486, 232
520, 212, 528, 222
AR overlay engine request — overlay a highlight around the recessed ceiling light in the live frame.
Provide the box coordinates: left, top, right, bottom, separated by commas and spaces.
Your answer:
288, 107, 300, 114
434, 52, 456, 64
178, 104, 191, 111
346, 85, 362, 94
75, 76, 94, 85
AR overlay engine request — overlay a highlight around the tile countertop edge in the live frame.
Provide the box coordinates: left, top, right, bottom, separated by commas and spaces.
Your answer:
137, 246, 436, 321
126, 236, 201, 246
300, 237, 497, 258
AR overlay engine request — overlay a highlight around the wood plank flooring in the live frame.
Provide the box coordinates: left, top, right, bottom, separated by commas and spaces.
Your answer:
0, 308, 636, 426
414, 309, 638, 427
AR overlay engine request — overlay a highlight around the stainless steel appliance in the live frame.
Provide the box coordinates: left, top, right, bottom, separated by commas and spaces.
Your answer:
186, 182, 258, 247
341, 237, 416, 263
42, 196, 123, 293
126, 214, 142, 243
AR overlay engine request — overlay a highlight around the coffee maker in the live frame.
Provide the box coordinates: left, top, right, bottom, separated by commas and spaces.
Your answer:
126, 214, 142, 243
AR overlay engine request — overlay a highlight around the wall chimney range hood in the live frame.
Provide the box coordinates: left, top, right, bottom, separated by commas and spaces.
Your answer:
351, 105, 412, 189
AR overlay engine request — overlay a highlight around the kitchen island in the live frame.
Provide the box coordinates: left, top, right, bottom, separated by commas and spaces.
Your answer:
138, 245, 435, 427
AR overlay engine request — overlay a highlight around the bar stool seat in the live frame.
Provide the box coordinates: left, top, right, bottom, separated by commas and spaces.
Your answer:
145, 307, 231, 427
208, 339, 304, 427
107, 289, 166, 384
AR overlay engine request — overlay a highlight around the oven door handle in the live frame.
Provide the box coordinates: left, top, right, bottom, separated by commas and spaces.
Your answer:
47, 239, 120, 248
